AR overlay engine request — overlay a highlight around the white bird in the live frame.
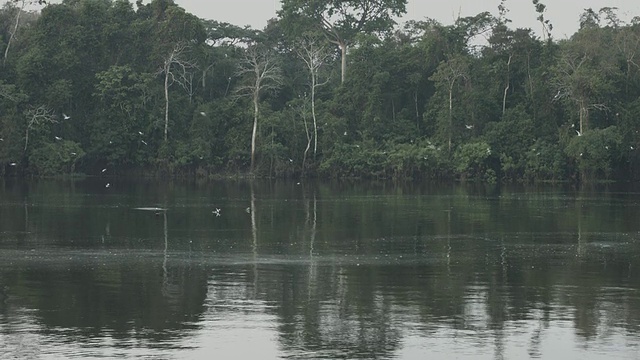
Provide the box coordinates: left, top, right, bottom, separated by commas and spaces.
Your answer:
105, 183, 111, 188
212, 208, 221, 217
200, 111, 206, 116
0, 138, 3, 141
245, 207, 251, 213
344, 131, 347, 136
55, 136, 62, 141
141, 140, 147, 145
9, 162, 16, 166
465, 124, 474, 130
576, 130, 582, 136
70, 152, 76, 156
553, 90, 561, 100
289, 158, 293, 162
63, 113, 70, 120
101, 168, 107, 173
138, 131, 143, 136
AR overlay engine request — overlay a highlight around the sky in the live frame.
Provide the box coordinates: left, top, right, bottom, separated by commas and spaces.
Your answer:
172, 0, 640, 39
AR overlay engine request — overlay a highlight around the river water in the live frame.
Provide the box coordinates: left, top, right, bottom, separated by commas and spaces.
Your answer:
0, 179, 639, 359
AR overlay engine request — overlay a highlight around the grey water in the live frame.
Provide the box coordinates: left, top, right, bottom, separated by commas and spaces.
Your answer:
1, 179, 640, 359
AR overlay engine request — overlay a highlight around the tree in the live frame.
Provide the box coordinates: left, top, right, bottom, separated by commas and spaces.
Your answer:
24, 104, 56, 153
430, 55, 469, 153
532, 0, 552, 41
296, 33, 330, 163
2, 0, 44, 66
235, 44, 283, 173
552, 22, 618, 134
279, 0, 407, 83
158, 42, 194, 142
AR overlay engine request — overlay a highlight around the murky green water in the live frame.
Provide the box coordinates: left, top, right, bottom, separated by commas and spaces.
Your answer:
1, 179, 640, 359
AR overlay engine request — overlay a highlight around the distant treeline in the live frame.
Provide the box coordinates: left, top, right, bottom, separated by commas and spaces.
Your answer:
1, 0, 639, 183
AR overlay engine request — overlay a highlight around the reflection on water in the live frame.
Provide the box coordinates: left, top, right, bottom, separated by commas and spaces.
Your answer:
1, 179, 640, 359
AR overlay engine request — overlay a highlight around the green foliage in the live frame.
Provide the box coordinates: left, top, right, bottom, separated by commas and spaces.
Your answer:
565, 126, 623, 181
453, 141, 492, 181
1, 1, 640, 184
484, 106, 535, 180
28, 140, 85, 176
524, 140, 566, 181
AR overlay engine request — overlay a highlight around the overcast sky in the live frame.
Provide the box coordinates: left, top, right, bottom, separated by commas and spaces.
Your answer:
173, 0, 640, 39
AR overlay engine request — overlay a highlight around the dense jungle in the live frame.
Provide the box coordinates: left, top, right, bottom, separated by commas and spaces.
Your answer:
1, 0, 639, 183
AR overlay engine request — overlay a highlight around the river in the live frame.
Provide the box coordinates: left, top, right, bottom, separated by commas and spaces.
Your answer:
1, 178, 639, 359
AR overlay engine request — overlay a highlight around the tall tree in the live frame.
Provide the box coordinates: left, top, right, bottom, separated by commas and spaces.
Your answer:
430, 54, 469, 153
235, 44, 283, 173
552, 14, 619, 134
158, 42, 193, 142
278, 0, 407, 83
296, 33, 330, 161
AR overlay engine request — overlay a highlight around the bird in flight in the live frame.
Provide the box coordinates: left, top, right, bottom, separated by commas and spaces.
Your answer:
55, 136, 62, 141
63, 114, 70, 120
212, 208, 221, 217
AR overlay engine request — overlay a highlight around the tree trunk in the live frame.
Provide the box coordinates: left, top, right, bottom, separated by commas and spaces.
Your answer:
339, 42, 347, 83
164, 65, 170, 142
502, 54, 512, 116
311, 69, 318, 157
579, 99, 588, 134
24, 128, 29, 152
251, 91, 259, 173
527, 52, 536, 121
3, 2, 23, 66
414, 91, 419, 131
448, 82, 454, 153
302, 109, 311, 175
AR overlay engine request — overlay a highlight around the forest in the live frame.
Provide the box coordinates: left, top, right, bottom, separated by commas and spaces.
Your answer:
0, 0, 639, 183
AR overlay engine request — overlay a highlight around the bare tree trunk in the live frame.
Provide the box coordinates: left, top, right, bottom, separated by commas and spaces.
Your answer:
527, 52, 536, 121
579, 99, 588, 134
24, 128, 29, 152
414, 91, 419, 131
164, 68, 170, 142
251, 91, 259, 173
302, 107, 312, 174
4, 1, 24, 66
448, 82, 454, 153
311, 69, 318, 157
159, 42, 193, 143
502, 54, 512, 116
339, 42, 347, 83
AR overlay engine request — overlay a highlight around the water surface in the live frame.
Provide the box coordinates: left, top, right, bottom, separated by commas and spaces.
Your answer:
1, 179, 640, 359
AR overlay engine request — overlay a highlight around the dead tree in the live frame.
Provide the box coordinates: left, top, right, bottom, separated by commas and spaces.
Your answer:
296, 35, 330, 165
157, 42, 194, 142
235, 45, 283, 173
24, 105, 56, 152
